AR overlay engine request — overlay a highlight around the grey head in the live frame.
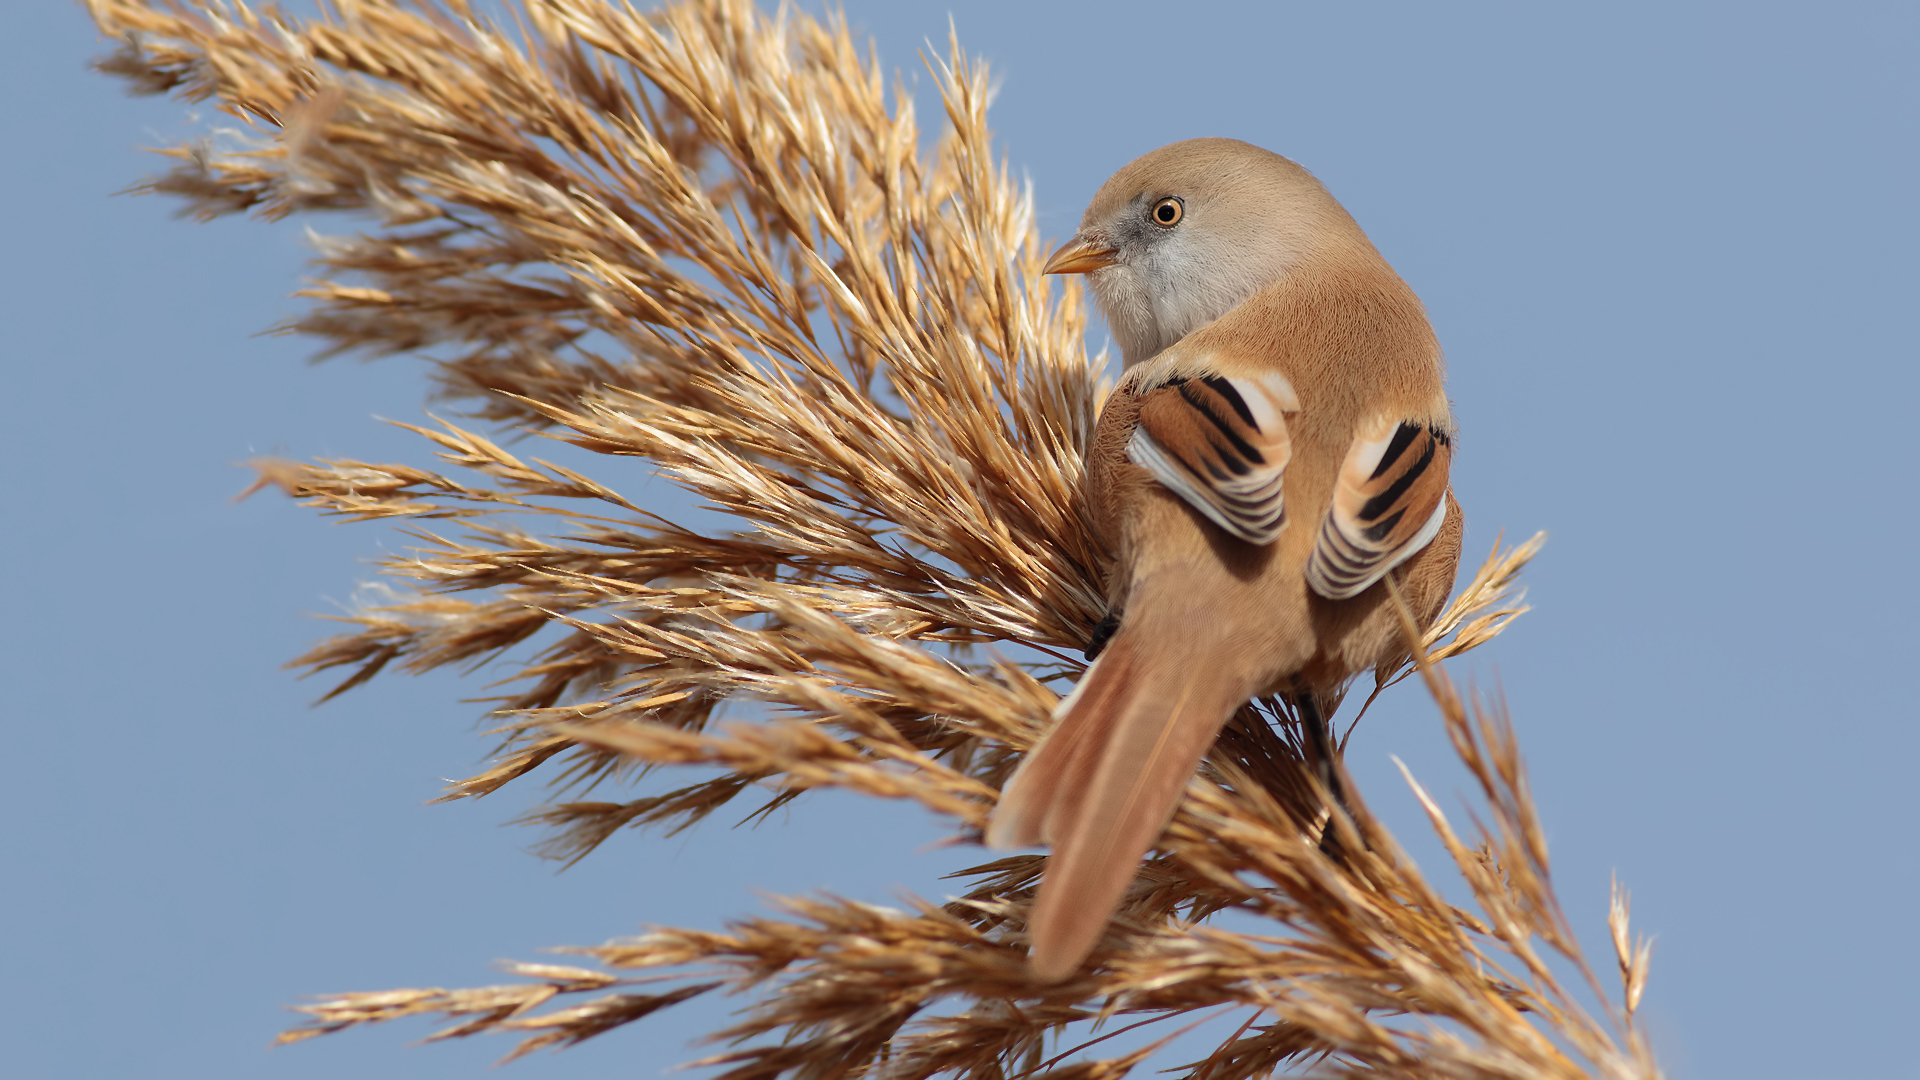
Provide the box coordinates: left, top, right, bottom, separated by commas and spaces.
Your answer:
1044, 138, 1366, 367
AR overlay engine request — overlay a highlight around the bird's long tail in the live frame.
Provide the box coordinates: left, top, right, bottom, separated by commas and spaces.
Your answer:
987, 627, 1255, 982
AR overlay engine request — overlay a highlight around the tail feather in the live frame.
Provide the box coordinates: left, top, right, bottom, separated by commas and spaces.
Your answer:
986, 636, 1138, 850
986, 628, 1253, 982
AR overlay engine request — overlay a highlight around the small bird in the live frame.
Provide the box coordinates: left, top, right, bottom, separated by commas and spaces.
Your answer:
988, 138, 1464, 982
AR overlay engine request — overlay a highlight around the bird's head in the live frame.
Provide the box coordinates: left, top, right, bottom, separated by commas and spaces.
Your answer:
1045, 137, 1362, 367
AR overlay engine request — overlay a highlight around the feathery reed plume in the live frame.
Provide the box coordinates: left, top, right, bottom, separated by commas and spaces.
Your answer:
87, 1, 1659, 1075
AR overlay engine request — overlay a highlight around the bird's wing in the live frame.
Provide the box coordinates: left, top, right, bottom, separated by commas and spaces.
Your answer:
1124, 369, 1300, 544
1305, 418, 1453, 600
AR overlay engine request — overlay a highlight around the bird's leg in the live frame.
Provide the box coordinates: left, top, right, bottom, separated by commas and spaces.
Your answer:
1083, 609, 1122, 660
1296, 690, 1354, 847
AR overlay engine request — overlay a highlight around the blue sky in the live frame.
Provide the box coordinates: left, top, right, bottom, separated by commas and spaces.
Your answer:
3, 2, 1916, 1077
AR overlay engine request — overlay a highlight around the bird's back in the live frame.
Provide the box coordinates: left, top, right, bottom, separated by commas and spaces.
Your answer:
1088, 244, 1455, 695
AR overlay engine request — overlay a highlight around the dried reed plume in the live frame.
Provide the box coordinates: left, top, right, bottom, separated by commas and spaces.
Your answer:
85, 1, 1662, 1076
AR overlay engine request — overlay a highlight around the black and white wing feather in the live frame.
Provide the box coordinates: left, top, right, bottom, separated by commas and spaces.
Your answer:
1124, 370, 1300, 544
1305, 418, 1453, 599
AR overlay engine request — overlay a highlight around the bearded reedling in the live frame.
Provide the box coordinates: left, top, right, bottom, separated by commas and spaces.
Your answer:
989, 139, 1463, 981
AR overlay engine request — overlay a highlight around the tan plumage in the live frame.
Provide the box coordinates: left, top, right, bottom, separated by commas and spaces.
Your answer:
988, 139, 1465, 981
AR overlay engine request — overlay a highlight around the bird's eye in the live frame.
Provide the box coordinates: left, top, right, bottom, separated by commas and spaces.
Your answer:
1150, 197, 1184, 227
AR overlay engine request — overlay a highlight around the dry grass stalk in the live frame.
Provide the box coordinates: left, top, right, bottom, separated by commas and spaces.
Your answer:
86, 0, 1659, 1075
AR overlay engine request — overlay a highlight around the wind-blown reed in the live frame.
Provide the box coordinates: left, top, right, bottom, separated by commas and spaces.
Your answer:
85, 1, 1661, 1076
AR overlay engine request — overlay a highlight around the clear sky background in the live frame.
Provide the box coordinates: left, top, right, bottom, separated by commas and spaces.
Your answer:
3, 2, 1916, 1077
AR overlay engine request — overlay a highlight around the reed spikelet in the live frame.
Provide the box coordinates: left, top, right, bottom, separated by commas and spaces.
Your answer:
85, 1, 1661, 1075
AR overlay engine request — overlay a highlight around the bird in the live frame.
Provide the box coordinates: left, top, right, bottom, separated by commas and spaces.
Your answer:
987, 138, 1464, 982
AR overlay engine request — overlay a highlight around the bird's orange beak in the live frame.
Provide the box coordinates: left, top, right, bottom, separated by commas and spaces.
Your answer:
1042, 235, 1119, 275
